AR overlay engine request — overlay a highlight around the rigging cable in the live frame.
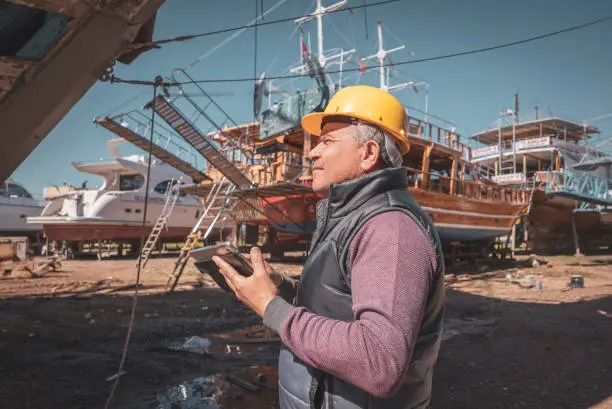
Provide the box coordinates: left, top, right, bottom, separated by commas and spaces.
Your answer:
349, 2, 356, 49
584, 111, 612, 123
328, 17, 356, 51
100, 89, 150, 118
102, 78, 161, 409
128, 0, 398, 52
261, 0, 314, 87
382, 23, 414, 57
108, 14, 611, 86
184, 0, 289, 70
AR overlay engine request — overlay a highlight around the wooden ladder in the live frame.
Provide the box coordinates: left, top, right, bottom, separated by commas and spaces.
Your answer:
165, 178, 237, 292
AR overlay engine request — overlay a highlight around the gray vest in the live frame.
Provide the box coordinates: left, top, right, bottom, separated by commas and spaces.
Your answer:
278, 167, 445, 409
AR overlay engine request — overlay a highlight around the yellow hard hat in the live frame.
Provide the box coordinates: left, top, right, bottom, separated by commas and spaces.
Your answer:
301, 85, 410, 155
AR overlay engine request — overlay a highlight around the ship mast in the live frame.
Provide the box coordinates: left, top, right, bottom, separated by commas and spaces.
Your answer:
361, 20, 431, 120
361, 21, 407, 92
290, 0, 354, 80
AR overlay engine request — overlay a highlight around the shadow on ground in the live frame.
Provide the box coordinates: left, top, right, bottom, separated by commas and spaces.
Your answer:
432, 290, 611, 409
0, 284, 610, 408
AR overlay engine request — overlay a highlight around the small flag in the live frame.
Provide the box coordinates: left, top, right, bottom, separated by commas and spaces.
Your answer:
300, 39, 314, 78
302, 39, 314, 78
358, 57, 367, 74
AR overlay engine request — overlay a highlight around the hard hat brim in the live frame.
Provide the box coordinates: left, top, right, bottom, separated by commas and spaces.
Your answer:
301, 112, 327, 136
301, 111, 410, 155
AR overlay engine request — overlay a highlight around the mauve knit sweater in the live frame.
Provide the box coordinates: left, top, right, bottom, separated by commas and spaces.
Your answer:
263, 211, 438, 398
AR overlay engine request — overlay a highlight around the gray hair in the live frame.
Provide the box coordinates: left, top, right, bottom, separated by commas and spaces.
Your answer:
352, 122, 403, 168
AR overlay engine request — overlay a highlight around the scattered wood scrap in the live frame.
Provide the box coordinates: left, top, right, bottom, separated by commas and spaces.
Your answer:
23, 256, 62, 277
225, 374, 261, 392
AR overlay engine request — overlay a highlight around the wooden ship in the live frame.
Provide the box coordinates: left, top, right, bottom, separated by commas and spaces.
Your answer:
470, 100, 612, 254
199, 103, 532, 258
94, 1, 532, 273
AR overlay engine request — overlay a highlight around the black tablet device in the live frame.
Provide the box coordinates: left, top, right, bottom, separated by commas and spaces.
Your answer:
189, 242, 254, 292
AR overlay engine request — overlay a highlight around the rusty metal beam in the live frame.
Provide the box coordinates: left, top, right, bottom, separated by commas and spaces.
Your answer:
0, 1, 165, 182
0, 56, 34, 91
6, 0, 95, 18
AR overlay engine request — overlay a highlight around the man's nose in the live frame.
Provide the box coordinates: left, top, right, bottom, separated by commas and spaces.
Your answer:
308, 143, 322, 161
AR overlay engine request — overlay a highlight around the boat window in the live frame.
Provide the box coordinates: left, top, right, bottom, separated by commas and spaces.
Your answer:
119, 174, 145, 191
154, 180, 174, 195
153, 180, 186, 197
2, 183, 32, 198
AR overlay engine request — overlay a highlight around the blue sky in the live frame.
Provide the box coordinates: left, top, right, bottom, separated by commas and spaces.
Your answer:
11, 0, 612, 195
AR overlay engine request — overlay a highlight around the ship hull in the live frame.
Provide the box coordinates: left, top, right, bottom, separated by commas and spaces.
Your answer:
526, 190, 612, 254
263, 194, 321, 236
261, 188, 527, 245
0, 202, 44, 234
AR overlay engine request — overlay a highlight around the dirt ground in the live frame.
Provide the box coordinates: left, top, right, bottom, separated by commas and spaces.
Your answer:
0, 252, 611, 409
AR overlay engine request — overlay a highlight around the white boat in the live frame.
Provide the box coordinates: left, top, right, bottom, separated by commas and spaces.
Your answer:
1, 179, 45, 237
28, 139, 234, 244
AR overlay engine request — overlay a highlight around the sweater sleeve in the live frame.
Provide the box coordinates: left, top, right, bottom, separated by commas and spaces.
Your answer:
263, 211, 436, 398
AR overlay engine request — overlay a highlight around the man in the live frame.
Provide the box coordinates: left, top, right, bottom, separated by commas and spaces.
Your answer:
213, 85, 445, 409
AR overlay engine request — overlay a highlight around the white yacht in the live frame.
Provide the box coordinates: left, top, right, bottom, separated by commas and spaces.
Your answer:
28, 139, 232, 244
0, 179, 45, 237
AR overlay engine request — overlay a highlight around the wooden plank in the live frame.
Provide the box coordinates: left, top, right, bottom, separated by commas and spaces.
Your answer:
0, 56, 35, 78
0, 57, 35, 91
225, 374, 261, 392
407, 188, 527, 216
180, 183, 214, 196
450, 160, 458, 194
0, 10, 81, 104
207, 121, 260, 145
422, 210, 514, 229
302, 132, 312, 179
421, 145, 433, 189
234, 183, 314, 199
6, 0, 95, 18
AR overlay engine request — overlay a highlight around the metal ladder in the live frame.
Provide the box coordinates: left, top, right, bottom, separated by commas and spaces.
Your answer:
165, 177, 238, 292
94, 115, 208, 183
139, 178, 182, 268
147, 95, 253, 189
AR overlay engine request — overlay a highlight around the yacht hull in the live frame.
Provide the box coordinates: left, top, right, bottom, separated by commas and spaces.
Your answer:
31, 217, 234, 242
0, 201, 44, 235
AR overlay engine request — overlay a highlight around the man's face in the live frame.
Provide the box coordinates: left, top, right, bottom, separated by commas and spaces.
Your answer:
308, 122, 380, 195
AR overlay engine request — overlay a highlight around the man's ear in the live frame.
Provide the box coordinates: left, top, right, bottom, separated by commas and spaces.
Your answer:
360, 140, 381, 172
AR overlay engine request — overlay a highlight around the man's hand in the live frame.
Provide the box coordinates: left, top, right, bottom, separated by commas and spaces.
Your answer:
241, 252, 284, 287
212, 247, 278, 318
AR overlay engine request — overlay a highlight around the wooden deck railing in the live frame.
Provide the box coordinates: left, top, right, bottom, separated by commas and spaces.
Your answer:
405, 167, 529, 204
406, 116, 472, 160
